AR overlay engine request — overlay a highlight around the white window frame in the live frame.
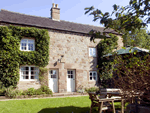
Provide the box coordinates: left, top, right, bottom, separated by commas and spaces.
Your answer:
89, 48, 96, 57
49, 70, 58, 79
89, 71, 97, 81
20, 39, 35, 51
20, 66, 39, 81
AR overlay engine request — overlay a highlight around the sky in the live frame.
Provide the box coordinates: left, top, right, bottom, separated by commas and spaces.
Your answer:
0, 0, 150, 31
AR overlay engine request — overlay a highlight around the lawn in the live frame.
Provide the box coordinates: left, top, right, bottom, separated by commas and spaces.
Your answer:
0, 96, 127, 113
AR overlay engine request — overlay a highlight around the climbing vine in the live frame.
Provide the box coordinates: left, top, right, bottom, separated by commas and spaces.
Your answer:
0, 25, 50, 87
97, 33, 118, 87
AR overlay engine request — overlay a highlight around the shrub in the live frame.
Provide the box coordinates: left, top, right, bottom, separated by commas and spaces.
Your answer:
22, 90, 28, 95
5, 86, 21, 98
34, 88, 43, 95
85, 87, 99, 93
27, 88, 35, 96
40, 85, 52, 95
0, 88, 6, 96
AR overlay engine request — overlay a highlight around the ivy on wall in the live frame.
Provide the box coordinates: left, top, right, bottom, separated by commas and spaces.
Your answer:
0, 25, 50, 88
97, 34, 118, 87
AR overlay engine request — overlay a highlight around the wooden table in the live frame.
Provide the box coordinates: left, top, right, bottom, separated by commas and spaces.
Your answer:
89, 92, 116, 113
105, 92, 125, 113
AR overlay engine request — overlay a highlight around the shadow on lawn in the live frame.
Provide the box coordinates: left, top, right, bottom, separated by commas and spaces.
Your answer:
38, 106, 98, 113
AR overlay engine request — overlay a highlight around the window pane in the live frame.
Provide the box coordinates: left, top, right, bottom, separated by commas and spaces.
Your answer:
90, 77, 92, 80
21, 67, 26, 70
34, 76, 38, 79
31, 67, 34, 70
31, 76, 34, 79
28, 44, 33, 50
53, 70, 56, 74
26, 71, 28, 74
21, 40, 27, 43
28, 40, 34, 43
90, 72, 92, 76
25, 76, 29, 79
71, 75, 73, 78
53, 75, 56, 78
26, 67, 29, 70
68, 75, 70, 78
68, 71, 70, 74
71, 71, 73, 74
50, 70, 53, 74
21, 39, 34, 51
89, 48, 96, 57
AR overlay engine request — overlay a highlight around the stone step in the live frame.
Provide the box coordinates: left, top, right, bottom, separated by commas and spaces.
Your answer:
53, 92, 88, 97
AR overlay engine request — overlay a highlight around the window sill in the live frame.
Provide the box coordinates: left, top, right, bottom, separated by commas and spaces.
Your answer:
89, 80, 97, 82
20, 50, 35, 51
20, 79, 39, 81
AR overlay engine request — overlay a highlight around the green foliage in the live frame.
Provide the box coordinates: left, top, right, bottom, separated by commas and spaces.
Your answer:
85, 87, 99, 93
0, 25, 50, 88
110, 19, 150, 49
40, 85, 53, 95
112, 53, 150, 99
27, 88, 35, 96
85, 0, 149, 33
0, 88, 6, 96
5, 86, 21, 98
34, 88, 44, 95
39, 67, 48, 82
97, 34, 118, 81
22, 90, 28, 95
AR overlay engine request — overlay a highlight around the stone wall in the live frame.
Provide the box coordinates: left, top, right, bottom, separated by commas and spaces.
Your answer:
17, 81, 41, 90
46, 30, 123, 93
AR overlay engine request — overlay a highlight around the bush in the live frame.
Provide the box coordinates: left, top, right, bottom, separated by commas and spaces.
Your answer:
85, 87, 99, 93
22, 90, 28, 95
0, 88, 6, 96
34, 88, 43, 95
27, 88, 35, 96
40, 85, 52, 95
5, 86, 21, 98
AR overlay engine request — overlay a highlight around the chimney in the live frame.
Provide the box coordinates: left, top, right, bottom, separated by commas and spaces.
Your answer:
51, 3, 60, 21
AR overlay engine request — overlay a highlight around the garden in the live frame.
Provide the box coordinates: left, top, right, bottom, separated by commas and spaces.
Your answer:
0, 85, 53, 99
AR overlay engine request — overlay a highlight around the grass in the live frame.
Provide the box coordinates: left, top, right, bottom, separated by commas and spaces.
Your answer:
0, 96, 128, 113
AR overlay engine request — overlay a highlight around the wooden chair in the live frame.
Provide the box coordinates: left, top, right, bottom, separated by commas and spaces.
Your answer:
89, 92, 115, 113
89, 88, 124, 113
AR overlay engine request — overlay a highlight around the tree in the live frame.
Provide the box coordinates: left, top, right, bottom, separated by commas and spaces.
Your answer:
85, 0, 150, 103
85, 0, 150, 33
109, 18, 150, 49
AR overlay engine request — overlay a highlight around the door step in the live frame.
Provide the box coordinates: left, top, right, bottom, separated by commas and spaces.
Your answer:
53, 92, 88, 97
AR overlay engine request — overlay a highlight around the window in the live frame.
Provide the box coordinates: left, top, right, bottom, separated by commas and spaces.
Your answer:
67, 70, 74, 78
89, 48, 96, 57
20, 39, 35, 51
20, 66, 39, 81
89, 71, 97, 81
49, 70, 57, 78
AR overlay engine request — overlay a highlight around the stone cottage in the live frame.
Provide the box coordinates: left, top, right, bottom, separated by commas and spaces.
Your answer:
0, 3, 123, 93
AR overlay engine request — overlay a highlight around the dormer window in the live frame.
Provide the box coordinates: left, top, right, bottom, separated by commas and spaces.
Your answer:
20, 39, 35, 51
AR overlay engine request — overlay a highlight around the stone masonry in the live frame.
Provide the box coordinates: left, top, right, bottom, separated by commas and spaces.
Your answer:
45, 29, 123, 93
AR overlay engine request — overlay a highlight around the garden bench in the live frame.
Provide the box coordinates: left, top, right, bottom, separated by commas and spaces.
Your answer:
89, 88, 125, 113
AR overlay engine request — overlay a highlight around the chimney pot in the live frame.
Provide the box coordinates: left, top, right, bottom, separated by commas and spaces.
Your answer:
51, 3, 60, 21
56, 4, 58, 8
52, 3, 55, 8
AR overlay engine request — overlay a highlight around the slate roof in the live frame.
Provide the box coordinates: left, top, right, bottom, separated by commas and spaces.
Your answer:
0, 9, 119, 35
104, 47, 149, 57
